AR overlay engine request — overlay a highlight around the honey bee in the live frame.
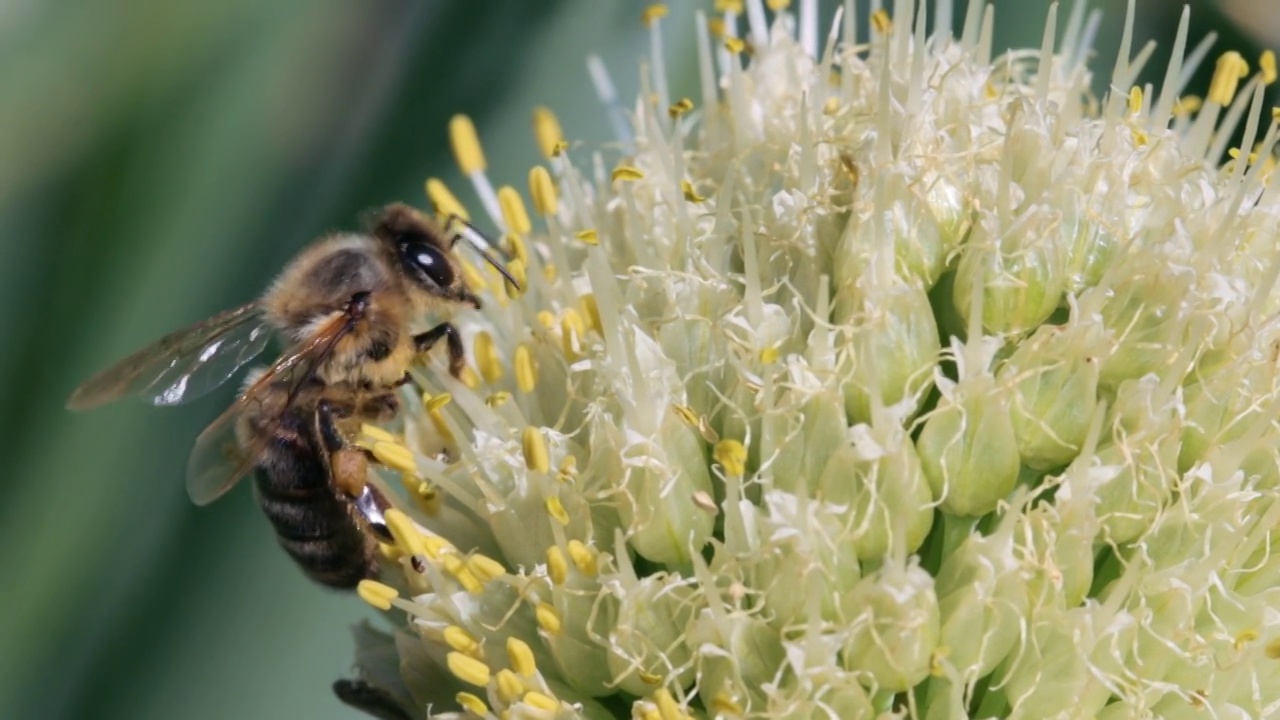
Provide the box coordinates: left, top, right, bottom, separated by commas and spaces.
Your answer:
68, 203, 516, 588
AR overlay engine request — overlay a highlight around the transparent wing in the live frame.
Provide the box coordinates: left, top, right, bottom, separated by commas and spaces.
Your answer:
185, 311, 354, 506
67, 302, 270, 410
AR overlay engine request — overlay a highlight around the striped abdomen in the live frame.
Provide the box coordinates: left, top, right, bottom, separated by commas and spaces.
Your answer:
252, 408, 377, 589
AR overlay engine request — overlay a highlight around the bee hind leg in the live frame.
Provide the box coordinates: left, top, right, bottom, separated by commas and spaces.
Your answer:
413, 323, 466, 377
315, 400, 394, 543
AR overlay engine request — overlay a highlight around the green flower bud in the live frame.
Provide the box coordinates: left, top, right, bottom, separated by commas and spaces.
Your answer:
768, 391, 849, 496
840, 561, 940, 692
690, 613, 785, 712
834, 278, 940, 425
1091, 375, 1180, 544
952, 207, 1068, 335
1091, 266, 1192, 390
605, 574, 699, 696
619, 410, 715, 566
918, 347, 1021, 517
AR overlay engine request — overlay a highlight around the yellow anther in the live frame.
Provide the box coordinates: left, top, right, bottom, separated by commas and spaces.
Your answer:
579, 294, 601, 333
359, 423, 397, 444
642, 4, 668, 26
529, 165, 558, 216
449, 115, 487, 174
468, 554, 507, 584
673, 404, 700, 428
485, 391, 512, 407
507, 637, 537, 676
668, 97, 694, 118
422, 533, 453, 560
707, 17, 726, 38
711, 692, 744, 716
457, 365, 480, 390
715, 0, 744, 11
456, 692, 489, 716
1263, 50, 1278, 85
1127, 86, 1143, 115
556, 455, 578, 483
654, 688, 683, 720
378, 542, 401, 561
507, 231, 529, 264
1266, 637, 1280, 659
561, 308, 586, 359
612, 164, 645, 182
546, 545, 568, 585
523, 426, 551, 473
442, 553, 484, 594
474, 331, 503, 384
713, 439, 748, 477
496, 186, 532, 235
495, 668, 524, 702
448, 652, 491, 687
566, 539, 597, 576
1174, 95, 1202, 117
1235, 629, 1260, 650
759, 344, 780, 364
356, 579, 398, 611
639, 707, 662, 720
371, 440, 416, 475
457, 257, 488, 295
724, 36, 746, 54
504, 258, 527, 299
532, 106, 565, 160
523, 691, 558, 711
536, 309, 556, 330
871, 8, 892, 34
535, 602, 563, 634
444, 625, 482, 657
1209, 51, 1250, 106
681, 180, 706, 202
425, 178, 469, 222
384, 508, 428, 558
639, 671, 664, 686
425, 392, 453, 413
545, 495, 569, 525
766, 0, 790, 9
823, 97, 840, 115
543, 263, 557, 282
515, 344, 537, 393
575, 228, 600, 245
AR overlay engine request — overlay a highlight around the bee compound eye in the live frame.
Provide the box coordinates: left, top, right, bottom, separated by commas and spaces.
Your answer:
402, 242, 455, 288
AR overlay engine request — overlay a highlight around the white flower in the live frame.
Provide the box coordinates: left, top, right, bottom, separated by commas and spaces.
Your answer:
338, 2, 1280, 718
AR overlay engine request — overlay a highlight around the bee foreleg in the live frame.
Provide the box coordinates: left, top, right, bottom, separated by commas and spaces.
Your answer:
413, 323, 465, 377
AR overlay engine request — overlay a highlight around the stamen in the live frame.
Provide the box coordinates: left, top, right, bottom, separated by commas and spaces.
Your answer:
356, 580, 398, 611
523, 692, 558, 711
515, 344, 537, 393
1262, 50, 1277, 85
566, 539, 598, 575
546, 546, 568, 585
575, 228, 600, 245
441, 553, 483, 594
612, 164, 646, 182
474, 331, 502, 383
535, 602, 563, 634
497, 186, 532, 235
449, 115, 504, 229
713, 439, 747, 477
668, 97, 693, 119
455, 693, 489, 716
531, 106, 565, 160
546, 496, 569, 525
424, 178, 469, 222
444, 625, 483, 657
507, 637, 538, 676
580, 294, 601, 333
681, 180, 706, 202
561, 309, 586, 359
370, 440, 416, 475
384, 509, 428, 557
523, 426, 551, 473
654, 687, 686, 720
495, 669, 524, 703
1209, 51, 1249, 106
529, 165, 559, 216
447, 652, 491, 688
467, 553, 507, 583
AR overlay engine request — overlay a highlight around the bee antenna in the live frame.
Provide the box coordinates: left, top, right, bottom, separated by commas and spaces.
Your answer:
445, 216, 523, 292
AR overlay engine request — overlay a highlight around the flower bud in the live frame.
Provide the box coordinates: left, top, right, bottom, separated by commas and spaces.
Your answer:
605, 575, 699, 696
917, 369, 1021, 517
840, 561, 940, 691
1091, 267, 1192, 390
691, 613, 785, 711
952, 206, 1068, 335
933, 518, 1027, 678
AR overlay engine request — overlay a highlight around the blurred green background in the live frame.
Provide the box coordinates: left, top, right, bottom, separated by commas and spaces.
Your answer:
0, 1, 1258, 718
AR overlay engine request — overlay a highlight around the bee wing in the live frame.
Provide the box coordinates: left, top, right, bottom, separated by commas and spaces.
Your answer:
184, 310, 356, 506
67, 302, 271, 411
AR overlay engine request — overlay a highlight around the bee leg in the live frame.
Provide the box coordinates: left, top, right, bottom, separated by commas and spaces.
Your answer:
413, 323, 466, 377
315, 400, 393, 543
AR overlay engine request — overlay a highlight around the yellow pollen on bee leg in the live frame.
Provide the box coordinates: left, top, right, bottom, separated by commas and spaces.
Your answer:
356, 580, 399, 611
507, 637, 537, 676
384, 509, 429, 558
523, 692, 558, 711
474, 331, 503, 383
642, 4, 668, 26
496, 669, 525, 703
532, 106, 565, 159
455, 692, 489, 716
443, 625, 483, 658
546, 546, 568, 585
713, 439, 748, 477
522, 426, 551, 473
611, 164, 645, 181
447, 652, 491, 688
566, 539, 598, 576
497, 186, 533, 235
535, 601, 563, 634
449, 115, 487, 174
528, 165, 558, 216
1209, 51, 1250, 105
1263, 50, 1277, 85
424, 178, 469, 222
514, 344, 537, 393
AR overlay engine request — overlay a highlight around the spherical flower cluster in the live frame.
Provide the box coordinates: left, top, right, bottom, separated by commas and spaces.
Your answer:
339, 1, 1280, 718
